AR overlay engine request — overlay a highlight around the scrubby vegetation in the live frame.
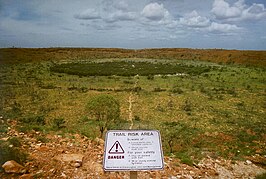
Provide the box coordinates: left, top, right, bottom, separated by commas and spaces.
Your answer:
85, 94, 121, 138
50, 61, 214, 76
0, 48, 265, 167
0, 137, 27, 169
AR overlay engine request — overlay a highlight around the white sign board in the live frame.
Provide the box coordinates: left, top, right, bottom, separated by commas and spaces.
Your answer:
103, 130, 164, 171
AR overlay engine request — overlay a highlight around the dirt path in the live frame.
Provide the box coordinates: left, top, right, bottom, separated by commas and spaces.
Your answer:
128, 75, 139, 129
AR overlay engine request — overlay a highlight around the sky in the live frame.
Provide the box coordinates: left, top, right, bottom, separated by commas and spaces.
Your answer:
0, 0, 266, 50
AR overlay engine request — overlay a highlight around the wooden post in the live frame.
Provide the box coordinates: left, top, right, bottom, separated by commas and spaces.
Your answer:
130, 171, 137, 179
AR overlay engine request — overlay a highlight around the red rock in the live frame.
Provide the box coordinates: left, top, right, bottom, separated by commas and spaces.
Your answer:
37, 146, 49, 151
19, 174, 33, 179
2, 160, 26, 174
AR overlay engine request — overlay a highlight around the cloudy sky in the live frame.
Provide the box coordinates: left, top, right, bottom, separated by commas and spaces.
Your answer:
0, 0, 266, 49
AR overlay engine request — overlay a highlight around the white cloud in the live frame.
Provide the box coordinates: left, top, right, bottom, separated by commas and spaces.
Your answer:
180, 10, 210, 28
208, 22, 241, 33
211, 0, 242, 19
113, 1, 129, 11
74, 9, 101, 20
178, 9, 241, 35
74, 1, 137, 23
211, 0, 266, 21
93, 0, 137, 23
92, 23, 121, 31
242, 3, 266, 20
104, 11, 136, 23
140, 2, 178, 29
141, 3, 169, 21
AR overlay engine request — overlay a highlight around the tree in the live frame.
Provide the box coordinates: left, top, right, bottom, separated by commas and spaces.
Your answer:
86, 94, 120, 138
161, 121, 200, 154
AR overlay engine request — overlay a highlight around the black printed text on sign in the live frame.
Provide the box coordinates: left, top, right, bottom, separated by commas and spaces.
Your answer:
103, 130, 164, 171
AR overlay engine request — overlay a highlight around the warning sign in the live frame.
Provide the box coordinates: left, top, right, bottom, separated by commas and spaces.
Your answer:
103, 130, 164, 171
108, 141, 124, 154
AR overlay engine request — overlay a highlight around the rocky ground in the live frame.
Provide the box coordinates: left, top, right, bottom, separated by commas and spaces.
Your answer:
1, 121, 265, 179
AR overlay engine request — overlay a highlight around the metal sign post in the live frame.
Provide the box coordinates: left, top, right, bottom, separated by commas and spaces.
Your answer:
103, 130, 164, 178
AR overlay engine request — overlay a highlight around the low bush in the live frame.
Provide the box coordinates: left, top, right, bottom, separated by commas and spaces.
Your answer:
183, 99, 192, 112
175, 152, 194, 166
0, 140, 27, 169
36, 136, 49, 143
171, 87, 184, 94
86, 94, 121, 138
20, 114, 46, 126
17, 114, 47, 133
0, 124, 8, 134
160, 121, 201, 154
52, 117, 66, 130
147, 75, 154, 80
153, 87, 166, 92
8, 137, 22, 147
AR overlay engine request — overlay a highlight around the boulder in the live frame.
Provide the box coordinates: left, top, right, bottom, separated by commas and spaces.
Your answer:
19, 174, 33, 179
74, 162, 82, 168
2, 160, 26, 174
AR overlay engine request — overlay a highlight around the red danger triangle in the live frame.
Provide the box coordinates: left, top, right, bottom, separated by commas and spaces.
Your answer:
108, 141, 124, 154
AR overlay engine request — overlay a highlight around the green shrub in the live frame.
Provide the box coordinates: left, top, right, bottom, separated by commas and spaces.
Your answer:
52, 117, 66, 130
171, 87, 183, 94
183, 99, 192, 112
86, 94, 121, 138
134, 115, 141, 121
153, 87, 166, 92
0, 140, 27, 168
161, 75, 168, 79
8, 137, 21, 147
17, 125, 44, 133
175, 152, 194, 166
133, 86, 142, 92
227, 88, 237, 96
155, 104, 165, 112
161, 121, 201, 154
6, 102, 22, 118
79, 116, 89, 123
147, 75, 154, 80
36, 136, 49, 143
20, 114, 46, 125
0, 124, 8, 134
17, 114, 47, 133
78, 124, 98, 139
